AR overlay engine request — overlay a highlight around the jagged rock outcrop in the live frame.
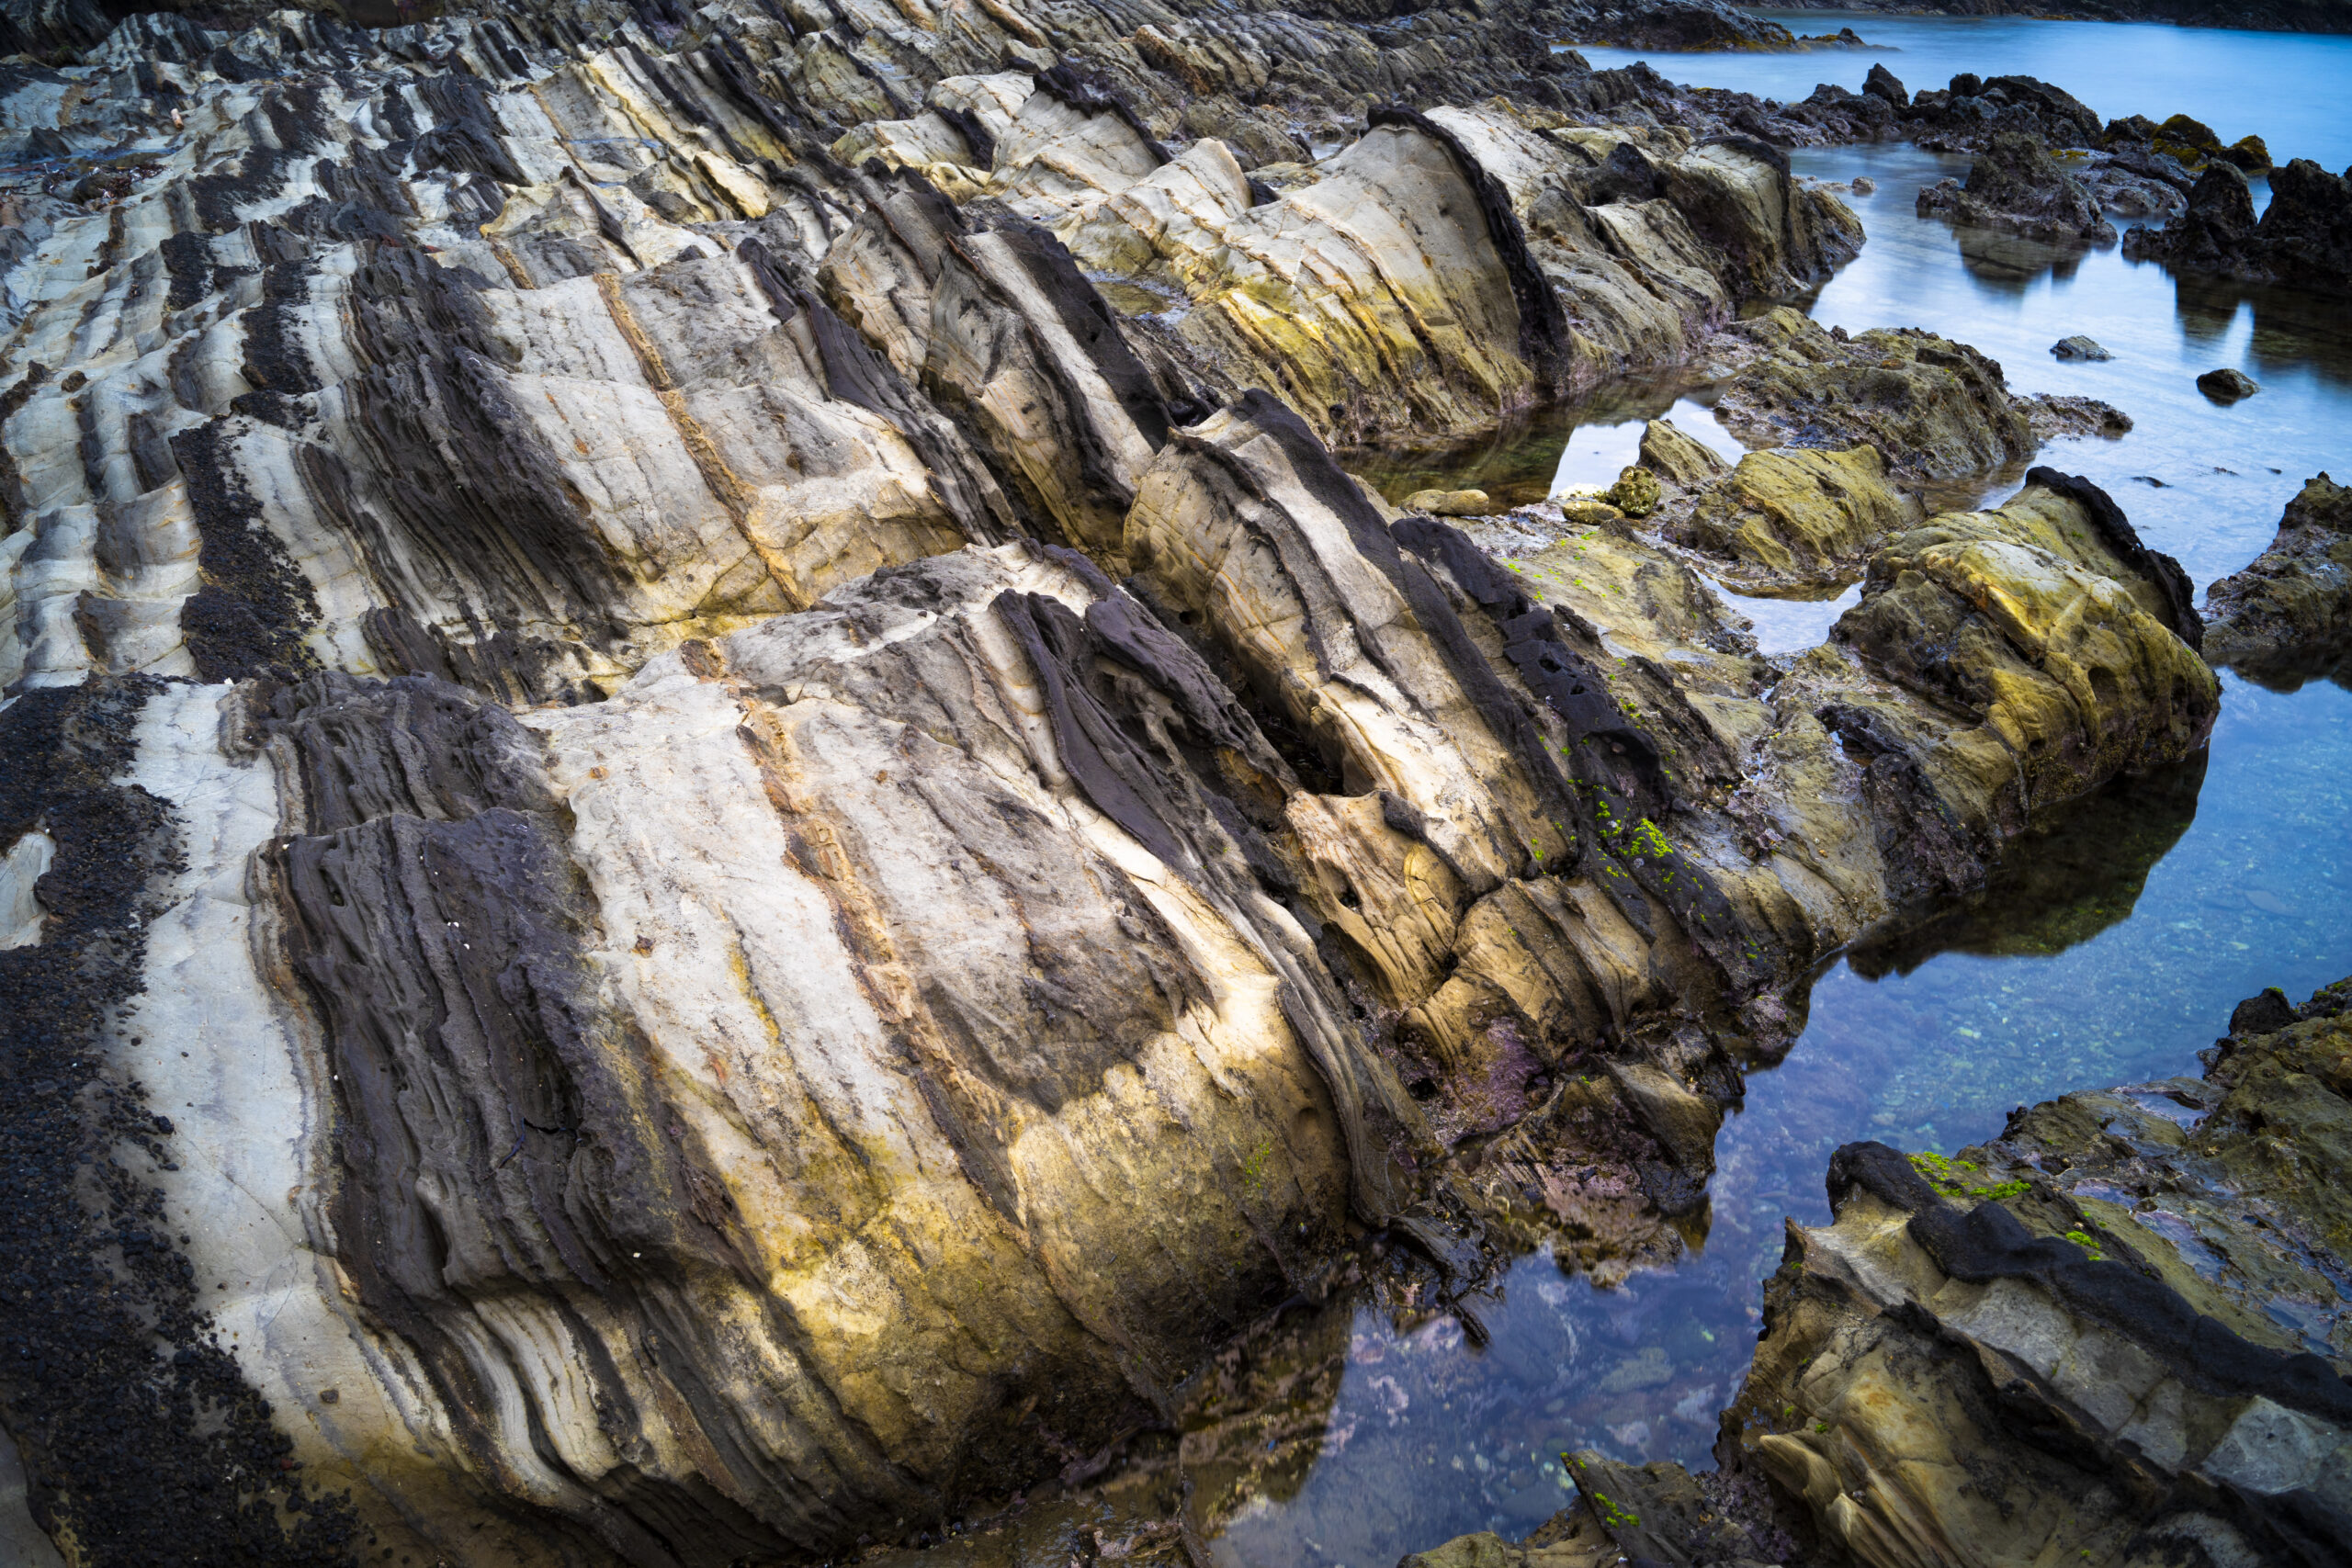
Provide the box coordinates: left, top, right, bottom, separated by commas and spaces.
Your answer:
1715, 978, 2352, 1568
1915, 129, 2118, 244
2202, 473, 2352, 686
1713, 309, 2128, 482
2124, 157, 2352, 295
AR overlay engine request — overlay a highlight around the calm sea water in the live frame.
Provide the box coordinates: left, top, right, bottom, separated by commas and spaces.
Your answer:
1577, 10, 2352, 172
904, 27, 2352, 1568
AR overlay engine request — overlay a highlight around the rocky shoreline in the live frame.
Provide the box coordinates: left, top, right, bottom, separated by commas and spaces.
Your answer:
0, 1, 2341, 1564
1403, 974, 2352, 1568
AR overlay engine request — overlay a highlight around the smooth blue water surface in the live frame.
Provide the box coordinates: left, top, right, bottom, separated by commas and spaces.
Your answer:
1573, 9, 2352, 172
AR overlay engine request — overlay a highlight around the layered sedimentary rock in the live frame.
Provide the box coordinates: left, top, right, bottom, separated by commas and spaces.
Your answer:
0, 3, 2231, 1563
2202, 472, 2352, 685
1714, 980, 2352, 1568
1711, 309, 2127, 485
1674, 444, 1918, 589
1403, 975, 2352, 1568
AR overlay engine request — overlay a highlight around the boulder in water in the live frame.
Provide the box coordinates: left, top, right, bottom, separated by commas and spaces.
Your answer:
1716, 309, 2055, 480
2125, 157, 2352, 295
2225, 132, 2274, 171
2155, 110, 2225, 160
2202, 472, 2352, 685
2052, 333, 2113, 360
2199, 366, 2262, 400
1637, 418, 1733, 490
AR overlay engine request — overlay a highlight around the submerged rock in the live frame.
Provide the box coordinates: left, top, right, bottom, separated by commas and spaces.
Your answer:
2203, 473, 2352, 685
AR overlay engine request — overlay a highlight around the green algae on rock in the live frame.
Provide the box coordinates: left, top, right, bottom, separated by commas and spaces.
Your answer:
1400, 975, 2352, 1568
1713, 308, 2127, 481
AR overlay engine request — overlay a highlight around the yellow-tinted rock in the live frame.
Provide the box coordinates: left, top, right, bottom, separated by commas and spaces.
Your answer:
1686, 444, 1918, 587
1404, 488, 1500, 517
1602, 464, 1661, 518
1836, 479, 2220, 810
1637, 418, 1732, 488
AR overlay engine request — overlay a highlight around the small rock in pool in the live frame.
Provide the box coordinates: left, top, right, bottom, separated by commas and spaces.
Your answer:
1850, 175, 1877, 195
1559, 497, 1627, 526
1601, 465, 1661, 518
2197, 367, 2260, 401
1402, 487, 1496, 517
2052, 334, 2112, 361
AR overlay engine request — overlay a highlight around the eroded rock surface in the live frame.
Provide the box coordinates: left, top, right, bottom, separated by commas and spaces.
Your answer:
1713, 979, 2352, 1568
2124, 157, 2352, 295
0, 3, 2233, 1563
1405, 975, 2352, 1568
1713, 309, 2126, 483
1915, 129, 2118, 244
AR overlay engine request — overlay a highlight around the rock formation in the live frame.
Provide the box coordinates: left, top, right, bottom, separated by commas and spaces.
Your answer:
0, 3, 2229, 1563
1915, 130, 2118, 244
2124, 157, 2352, 296
2203, 473, 2352, 686
1710, 309, 2128, 484
1401, 974, 2352, 1568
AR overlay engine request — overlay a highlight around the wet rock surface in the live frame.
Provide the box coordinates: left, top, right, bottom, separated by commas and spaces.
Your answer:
0, 2, 2257, 1563
1711, 308, 2126, 483
1915, 130, 2118, 243
2203, 473, 2352, 687
1405, 973, 2352, 1568
2125, 157, 2352, 296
